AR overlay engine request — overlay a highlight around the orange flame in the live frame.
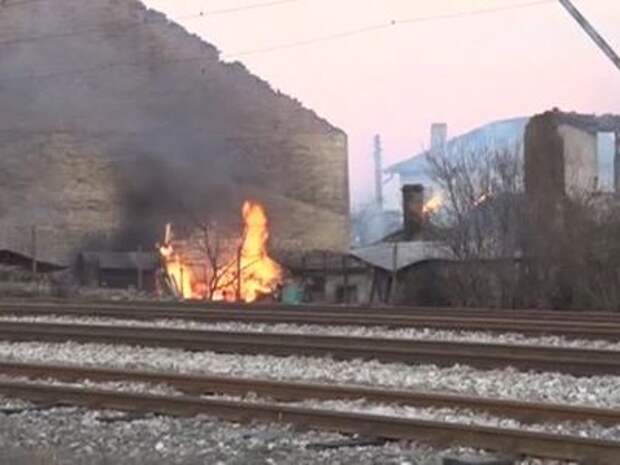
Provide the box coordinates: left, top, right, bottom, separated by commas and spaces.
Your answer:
423, 194, 443, 215
158, 201, 283, 303
474, 192, 490, 206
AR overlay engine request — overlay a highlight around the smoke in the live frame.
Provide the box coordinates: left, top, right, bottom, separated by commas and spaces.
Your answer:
0, 0, 274, 250
0, 0, 348, 261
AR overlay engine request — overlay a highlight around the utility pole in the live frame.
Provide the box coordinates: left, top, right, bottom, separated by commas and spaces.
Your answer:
373, 134, 384, 211
558, 0, 620, 71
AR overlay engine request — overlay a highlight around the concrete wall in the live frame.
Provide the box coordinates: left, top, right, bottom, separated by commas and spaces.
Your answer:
558, 124, 598, 195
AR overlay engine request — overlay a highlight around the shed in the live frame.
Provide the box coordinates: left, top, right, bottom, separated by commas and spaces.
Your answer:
350, 241, 455, 304
279, 249, 370, 304
77, 252, 160, 291
350, 241, 454, 272
0, 249, 66, 273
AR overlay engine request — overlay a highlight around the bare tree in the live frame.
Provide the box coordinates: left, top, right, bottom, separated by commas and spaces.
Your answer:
525, 191, 620, 311
194, 219, 243, 300
425, 143, 525, 307
426, 142, 620, 311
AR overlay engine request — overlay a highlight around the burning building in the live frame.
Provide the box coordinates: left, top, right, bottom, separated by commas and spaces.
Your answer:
159, 201, 283, 302
0, 0, 350, 284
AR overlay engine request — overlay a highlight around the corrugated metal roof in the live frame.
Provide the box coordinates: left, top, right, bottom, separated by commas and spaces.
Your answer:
350, 241, 454, 271
79, 252, 160, 270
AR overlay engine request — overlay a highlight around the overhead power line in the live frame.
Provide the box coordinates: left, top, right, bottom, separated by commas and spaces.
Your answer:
224, 0, 555, 58
0, 0, 555, 83
0, 0, 304, 48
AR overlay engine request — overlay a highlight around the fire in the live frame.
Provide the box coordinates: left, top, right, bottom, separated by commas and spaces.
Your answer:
423, 194, 443, 214
158, 201, 283, 303
474, 192, 490, 206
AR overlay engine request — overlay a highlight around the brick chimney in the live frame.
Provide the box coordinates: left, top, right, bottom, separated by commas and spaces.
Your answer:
430, 123, 448, 156
402, 184, 425, 240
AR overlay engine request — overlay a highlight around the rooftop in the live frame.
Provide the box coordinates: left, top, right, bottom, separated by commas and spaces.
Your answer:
350, 241, 454, 271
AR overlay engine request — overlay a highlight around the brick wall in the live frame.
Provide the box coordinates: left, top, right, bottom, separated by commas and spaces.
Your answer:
0, 0, 350, 263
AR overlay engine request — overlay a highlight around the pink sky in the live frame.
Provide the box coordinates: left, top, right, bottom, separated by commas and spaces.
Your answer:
144, 0, 620, 205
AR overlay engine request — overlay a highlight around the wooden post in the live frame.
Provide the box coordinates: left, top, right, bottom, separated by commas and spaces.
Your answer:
136, 245, 143, 291
390, 242, 399, 304
342, 254, 349, 304
368, 267, 377, 305
180, 266, 185, 299
31, 226, 37, 274
235, 246, 242, 302
323, 251, 329, 301
301, 254, 307, 273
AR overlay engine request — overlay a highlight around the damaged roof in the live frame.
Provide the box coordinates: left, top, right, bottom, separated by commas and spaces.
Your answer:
350, 241, 454, 271
551, 110, 620, 134
79, 252, 160, 271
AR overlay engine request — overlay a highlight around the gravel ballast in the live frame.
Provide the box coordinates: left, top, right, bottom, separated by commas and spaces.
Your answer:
1, 314, 619, 350
0, 403, 580, 465
0, 341, 618, 408
1, 375, 617, 442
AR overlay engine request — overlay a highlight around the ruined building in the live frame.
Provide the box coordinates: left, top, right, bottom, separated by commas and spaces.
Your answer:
524, 110, 620, 200
0, 0, 349, 268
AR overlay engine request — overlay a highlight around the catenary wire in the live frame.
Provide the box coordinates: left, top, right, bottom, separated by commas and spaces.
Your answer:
0, 0, 305, 48
0, 0, 556, 83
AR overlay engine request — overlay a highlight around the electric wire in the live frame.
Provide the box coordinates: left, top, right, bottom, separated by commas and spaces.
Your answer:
224, 0, 556, 58
0, 0, 304, 48
0, 0, 556, 83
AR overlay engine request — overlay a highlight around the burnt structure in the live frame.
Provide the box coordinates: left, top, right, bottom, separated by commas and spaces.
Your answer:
523, 110, 620, 309
525, 110, 620, 200
0, 0, 349, 268
524, 110, 620, 252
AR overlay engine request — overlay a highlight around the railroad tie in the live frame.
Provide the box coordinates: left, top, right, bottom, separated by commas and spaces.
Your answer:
443, 455, 515, 465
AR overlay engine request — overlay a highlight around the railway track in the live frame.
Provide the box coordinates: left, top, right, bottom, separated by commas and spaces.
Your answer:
0, 321, 619, 375
2, 301, 620, 341
6, 298, 620, 322
2, 360, 620, 426
0, 367, 618, 463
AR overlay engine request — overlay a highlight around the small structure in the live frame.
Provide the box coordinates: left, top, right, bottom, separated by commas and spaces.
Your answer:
282, 250, 371, 304
350, 183, 455, 305
0, 249, 65, 273
76, 252, 159, 291
282, 187, 455, 305
351, 240, 453, 304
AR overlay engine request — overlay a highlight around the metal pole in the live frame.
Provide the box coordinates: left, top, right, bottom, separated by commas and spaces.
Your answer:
374, 135, 384, 210
558, 0, 620, 71
615, 132, 620, 192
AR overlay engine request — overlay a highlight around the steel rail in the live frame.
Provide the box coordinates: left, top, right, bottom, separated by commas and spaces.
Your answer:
0, 380, 617, 464
5, 299, 620, 322
2, 360, 619, 426
1, 302, 620, 340
0, 321, 619, 375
